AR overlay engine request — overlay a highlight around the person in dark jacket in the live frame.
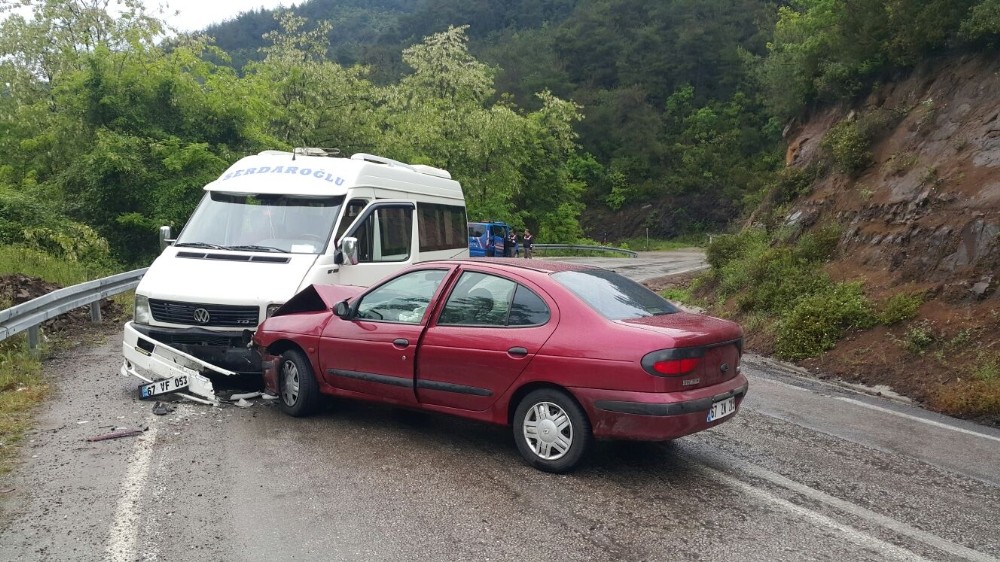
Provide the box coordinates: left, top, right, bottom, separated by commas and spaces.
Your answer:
506, 231, 518, 257
522, 229, 534, 259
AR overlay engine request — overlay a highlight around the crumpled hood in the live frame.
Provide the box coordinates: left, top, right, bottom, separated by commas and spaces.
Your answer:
137, 248, 319, 307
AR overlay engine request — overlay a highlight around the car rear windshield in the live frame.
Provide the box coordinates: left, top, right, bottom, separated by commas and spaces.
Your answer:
551, 269, 680, 320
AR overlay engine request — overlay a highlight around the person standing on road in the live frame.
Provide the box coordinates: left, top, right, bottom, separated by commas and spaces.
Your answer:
507, 230, 518, 257
522, 229, 534, 259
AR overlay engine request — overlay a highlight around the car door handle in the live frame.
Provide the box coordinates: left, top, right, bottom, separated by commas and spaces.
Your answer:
393, 338, 409, 348
507, 347, 528, 357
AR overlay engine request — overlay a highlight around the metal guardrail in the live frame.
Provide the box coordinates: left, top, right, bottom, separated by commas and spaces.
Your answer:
0, 268, 147, 352
0, 245, 630, 351
531, 244, 638, 257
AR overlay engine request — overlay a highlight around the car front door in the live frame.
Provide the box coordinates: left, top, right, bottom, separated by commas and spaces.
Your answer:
318, 267, 453, 405
416, 269, 557, 411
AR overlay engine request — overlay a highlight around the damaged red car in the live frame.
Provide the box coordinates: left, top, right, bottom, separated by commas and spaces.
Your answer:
253, 259, 747, 473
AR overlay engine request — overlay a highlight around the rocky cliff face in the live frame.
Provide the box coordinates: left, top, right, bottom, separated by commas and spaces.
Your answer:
780, 54, 999, 421
785, 54, 999, 300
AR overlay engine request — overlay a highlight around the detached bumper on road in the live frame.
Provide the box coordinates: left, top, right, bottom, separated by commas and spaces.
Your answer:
573, 373, 749, 440
121, 321, 238, 405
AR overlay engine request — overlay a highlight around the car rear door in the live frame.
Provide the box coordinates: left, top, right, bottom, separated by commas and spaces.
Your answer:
317, 267, 453, 405
416, 269, 557, 411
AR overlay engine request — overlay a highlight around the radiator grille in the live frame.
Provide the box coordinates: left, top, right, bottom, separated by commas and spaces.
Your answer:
150, 299, 260, 328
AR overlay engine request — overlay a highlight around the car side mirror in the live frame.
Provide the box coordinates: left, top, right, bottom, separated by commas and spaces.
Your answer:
340, 237, 359, 265
333, 299, 352, 319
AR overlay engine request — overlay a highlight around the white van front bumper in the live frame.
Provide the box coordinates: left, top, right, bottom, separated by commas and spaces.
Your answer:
121, 321, 237, 405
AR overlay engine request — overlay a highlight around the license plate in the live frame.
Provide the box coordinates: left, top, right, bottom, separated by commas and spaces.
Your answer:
138, 375, 189, 399
707, 396, 736, 422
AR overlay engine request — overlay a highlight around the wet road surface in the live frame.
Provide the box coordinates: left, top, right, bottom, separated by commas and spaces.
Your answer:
1, 251, 998, 561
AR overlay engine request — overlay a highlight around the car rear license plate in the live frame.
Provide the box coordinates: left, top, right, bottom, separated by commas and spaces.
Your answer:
138, 375, 189, 399
707, 396, 736, 422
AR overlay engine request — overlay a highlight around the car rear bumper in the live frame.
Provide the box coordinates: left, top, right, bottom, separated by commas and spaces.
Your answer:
572, 373, 749, 440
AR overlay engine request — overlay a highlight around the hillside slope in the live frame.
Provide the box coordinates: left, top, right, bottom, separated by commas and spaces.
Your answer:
778, 54, 999, 422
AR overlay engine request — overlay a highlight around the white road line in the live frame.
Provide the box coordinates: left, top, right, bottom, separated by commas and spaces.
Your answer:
698, 452, 999, 562
697, 464, 932, 562
834, 396, 1000, 444
106, 423, 158, 562
756, 375, 1000, 443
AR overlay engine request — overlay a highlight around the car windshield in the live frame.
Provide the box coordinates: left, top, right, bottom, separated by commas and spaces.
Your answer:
551, 269, 680, 320
176, 192, 344, 254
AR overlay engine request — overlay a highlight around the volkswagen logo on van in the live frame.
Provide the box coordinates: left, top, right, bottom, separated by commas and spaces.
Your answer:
192, 308, 211, 324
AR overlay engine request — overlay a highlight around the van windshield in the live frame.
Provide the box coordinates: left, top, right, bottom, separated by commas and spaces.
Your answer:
176, 192, 345, 254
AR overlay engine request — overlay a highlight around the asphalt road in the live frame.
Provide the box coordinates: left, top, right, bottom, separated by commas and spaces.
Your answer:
1, 251, 998, 561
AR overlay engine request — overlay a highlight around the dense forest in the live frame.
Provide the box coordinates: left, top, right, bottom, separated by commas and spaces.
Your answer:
1, 0, 999, 270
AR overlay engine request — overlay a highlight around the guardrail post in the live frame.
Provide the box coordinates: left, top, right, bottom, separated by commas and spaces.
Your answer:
27, 326, 40, 356
90, 301, 102, 323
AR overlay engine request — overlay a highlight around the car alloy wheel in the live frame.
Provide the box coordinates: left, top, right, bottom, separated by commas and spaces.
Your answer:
513, 389, 592, 473
277, 349, 319, 417
280, 359, 301, 408
523, 401, 573, 460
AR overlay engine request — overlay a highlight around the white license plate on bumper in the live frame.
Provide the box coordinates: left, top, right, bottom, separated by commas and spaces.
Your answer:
707, 396, 736, 422
139, 375, 189, 399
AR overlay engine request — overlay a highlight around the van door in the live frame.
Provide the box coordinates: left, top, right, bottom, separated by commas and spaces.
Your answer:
336, 200, 417, 287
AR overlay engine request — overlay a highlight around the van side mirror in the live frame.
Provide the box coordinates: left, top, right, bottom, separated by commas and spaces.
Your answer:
333, 300, 352, 319
159, 226, 175, 251
340, 237, 359, 265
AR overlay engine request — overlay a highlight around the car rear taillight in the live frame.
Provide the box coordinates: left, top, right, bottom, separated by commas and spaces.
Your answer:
641, 348, 704, 377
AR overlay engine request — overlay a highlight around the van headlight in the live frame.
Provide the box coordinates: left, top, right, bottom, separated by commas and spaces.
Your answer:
266, 304, 284, 318
134, 295, 152, 324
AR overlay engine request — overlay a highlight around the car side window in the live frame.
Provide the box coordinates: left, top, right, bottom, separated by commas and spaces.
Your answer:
438, 272, 547, 327
508, 285, 550, 326
355, 269, 447, 323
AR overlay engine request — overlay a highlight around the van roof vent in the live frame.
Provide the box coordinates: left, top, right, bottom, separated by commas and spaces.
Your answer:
294, 147, 341, 157
410, 164, 452, 179
350, 153, 415, 171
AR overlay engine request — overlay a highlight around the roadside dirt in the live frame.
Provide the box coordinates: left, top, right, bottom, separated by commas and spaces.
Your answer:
0, 274, 125, 339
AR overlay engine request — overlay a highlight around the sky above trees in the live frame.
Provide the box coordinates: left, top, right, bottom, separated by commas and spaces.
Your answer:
148, 0, 292, 32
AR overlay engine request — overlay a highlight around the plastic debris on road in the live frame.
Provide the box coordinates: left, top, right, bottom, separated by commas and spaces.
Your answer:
85, 428, 146, 442
152, 402, 175, 415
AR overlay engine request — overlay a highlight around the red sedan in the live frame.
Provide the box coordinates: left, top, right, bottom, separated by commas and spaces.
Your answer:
253, 259, 747, 473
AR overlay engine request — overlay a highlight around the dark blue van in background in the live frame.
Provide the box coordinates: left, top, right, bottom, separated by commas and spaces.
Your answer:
468, 221, 511, 257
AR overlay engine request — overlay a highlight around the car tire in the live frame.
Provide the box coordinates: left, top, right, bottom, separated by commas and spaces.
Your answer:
513, 389, 592, 473
277, 349, 320, 417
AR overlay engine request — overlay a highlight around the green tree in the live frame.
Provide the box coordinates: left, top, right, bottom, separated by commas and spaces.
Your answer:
245, 11, 379, 150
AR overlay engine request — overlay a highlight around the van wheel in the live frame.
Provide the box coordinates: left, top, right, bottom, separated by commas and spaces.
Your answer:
278, 349, 320, 417
513, 389, 592, 473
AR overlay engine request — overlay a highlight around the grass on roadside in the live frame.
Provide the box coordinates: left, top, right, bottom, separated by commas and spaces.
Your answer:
0, 245, 99, 284
0, 339, 47, 475
617, 235, 709, 252
0, 245, 116, 476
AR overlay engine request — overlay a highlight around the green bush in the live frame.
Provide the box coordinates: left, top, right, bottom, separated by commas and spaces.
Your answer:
822, 109, 903, 176
705, 228, 769, 271
792, 225, 841, 263
960, 0, 1000, 45
775, 282, 877, 360
708, 226, 840, 315
879, 292, 923, 325
732, 247, 833, 314
822, 120, 873, 175
904, 320, 937, 354
974, 353, 1000, 382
